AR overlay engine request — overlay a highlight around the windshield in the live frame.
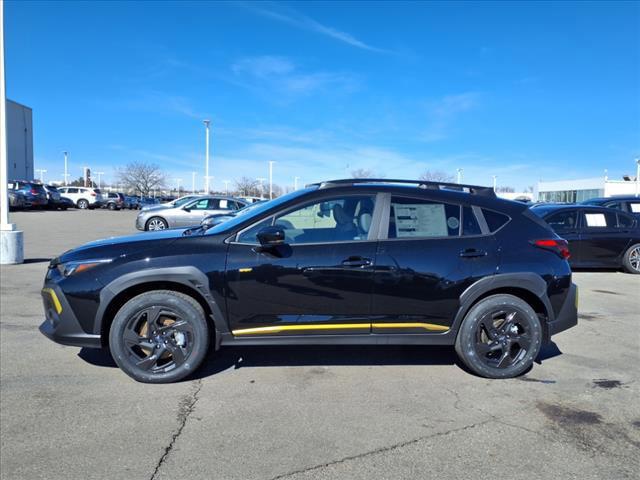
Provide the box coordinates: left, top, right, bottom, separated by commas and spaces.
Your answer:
206, 188, 315, 235
173, 196, 198, 207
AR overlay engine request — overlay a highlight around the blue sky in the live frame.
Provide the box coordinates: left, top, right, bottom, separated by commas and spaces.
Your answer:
5, 0, 640, 191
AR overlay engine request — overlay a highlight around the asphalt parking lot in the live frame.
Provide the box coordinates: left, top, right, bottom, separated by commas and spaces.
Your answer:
1, 209, 639, 480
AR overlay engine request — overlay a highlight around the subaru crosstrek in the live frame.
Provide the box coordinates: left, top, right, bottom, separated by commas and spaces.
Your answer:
40, 179, 578, 383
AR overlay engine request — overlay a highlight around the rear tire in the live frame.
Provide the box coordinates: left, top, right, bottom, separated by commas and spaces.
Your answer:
108, 202, 117, 211
77, 199, 89, 209
455, 294, 542, 379
108, 290, 210, 383
622, 243, 640, 274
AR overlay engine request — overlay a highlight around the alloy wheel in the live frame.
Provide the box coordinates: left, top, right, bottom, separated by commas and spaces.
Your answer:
629, 246, 640, 272
123, 306, 194, 374
474, 309, 532, 369
147, 218, 166, 230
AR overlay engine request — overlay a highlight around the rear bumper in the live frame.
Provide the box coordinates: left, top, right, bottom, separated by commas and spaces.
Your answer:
548, 283, 578, 336
39, 286, 101, 348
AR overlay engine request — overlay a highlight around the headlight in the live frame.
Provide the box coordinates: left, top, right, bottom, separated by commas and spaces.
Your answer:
57, 259, 112, 277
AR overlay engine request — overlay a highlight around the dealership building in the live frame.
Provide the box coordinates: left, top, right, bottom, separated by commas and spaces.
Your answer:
535, 175, 639, 203
6, 99, 34, 181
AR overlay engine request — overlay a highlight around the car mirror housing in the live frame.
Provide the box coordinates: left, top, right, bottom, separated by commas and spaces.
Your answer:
256, 226, 286, 246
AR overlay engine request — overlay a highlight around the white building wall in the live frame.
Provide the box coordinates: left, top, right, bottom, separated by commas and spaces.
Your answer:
6, 100, 34, 181
604, 180, 640, 197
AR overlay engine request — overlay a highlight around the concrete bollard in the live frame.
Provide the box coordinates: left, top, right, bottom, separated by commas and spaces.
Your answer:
0, 229, 24, 264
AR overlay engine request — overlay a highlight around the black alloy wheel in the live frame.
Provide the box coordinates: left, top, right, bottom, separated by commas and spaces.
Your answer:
455, 294, 542, 379
109, 290, 210, 383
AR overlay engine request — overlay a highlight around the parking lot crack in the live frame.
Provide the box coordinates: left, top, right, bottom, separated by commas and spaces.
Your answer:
149, 379, 202, 480
266, 419, 493, 480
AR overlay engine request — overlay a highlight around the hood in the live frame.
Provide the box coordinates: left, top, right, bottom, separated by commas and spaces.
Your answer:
141, 203, 171, 212
55, 229, 186, 264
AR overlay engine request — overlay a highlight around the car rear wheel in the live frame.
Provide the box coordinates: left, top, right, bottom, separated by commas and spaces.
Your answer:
77, 199, 89, 209
622, 243, 640, 274
108, 202, 117, 210
108, 290, 210, 383
146, 217, 168, 231
455, 294, 542, 379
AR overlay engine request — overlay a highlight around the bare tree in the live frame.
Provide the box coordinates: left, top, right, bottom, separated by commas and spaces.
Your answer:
234, 176, 258, 196
116, 161, 166, 196
350, 168, 377, 178
419, 170, 454, 183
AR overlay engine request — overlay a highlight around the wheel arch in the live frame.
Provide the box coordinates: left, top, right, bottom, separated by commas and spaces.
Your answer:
96, 267, 227, 348
145, 215, 168, 230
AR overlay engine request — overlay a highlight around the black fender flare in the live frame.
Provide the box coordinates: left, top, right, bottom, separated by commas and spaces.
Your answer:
450, 272, 554, 336
94, 266, 228, 340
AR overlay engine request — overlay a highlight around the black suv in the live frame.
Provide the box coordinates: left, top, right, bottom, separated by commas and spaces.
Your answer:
40, 179, 578, 383
581, 195, 640, 217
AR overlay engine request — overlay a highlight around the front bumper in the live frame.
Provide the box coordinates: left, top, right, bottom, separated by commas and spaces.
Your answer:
548, 283, 578, 336
39, 286, 101, 348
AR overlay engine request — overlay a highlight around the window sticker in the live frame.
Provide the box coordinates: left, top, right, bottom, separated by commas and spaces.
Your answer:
394, 204, 448, 237
630, 203, 640, 213
585, 213, 607, 227
447, 216, 460, 230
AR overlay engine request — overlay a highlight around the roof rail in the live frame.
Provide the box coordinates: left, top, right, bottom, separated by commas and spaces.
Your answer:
306, 178, 496, 197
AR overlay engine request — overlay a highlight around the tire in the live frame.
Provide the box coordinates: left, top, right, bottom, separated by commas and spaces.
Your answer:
108, 202, 117, 211
455, 294, 542, 379
622, 243, 640, 274
146, 216, 168, 231
108, 290, 210, 383
77, 199, 89, 209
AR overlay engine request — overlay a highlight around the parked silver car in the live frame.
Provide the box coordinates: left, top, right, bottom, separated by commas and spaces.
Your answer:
135, 196, 249, 231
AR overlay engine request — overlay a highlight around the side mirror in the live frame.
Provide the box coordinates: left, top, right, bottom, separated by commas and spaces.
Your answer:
256, 226, 285, 246
183, 206, 191, 212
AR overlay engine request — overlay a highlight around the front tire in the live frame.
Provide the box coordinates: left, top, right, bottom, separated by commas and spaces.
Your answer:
455, 294, 542, 379
77, 199, 89, 209
146, 216, 168, 231
108, 290, 210, 383
622, 243, 640, 274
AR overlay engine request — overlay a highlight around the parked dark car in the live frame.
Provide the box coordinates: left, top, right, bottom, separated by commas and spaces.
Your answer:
124, 196, 140, 210
581, 195, 640, 217
42, 184, 65, 210
8, 190, 26, 210
8, 180, 48, 208
59, 197, 75, 210
531, 204, 640, 274
40, 179, 578, 383
104, 192, 126, 210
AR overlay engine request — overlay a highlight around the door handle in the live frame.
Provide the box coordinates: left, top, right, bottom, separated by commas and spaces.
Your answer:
459, 248, 487, 258
341, 256, 372, 267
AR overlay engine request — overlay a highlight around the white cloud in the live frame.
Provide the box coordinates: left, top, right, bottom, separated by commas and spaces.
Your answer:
421, 92, 480, 142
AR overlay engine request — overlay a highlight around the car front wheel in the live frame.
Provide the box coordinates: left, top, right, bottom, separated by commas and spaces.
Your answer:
146, 217, 168, 231
622, 243, 640, 274
108, 290, 210, 383
455, 294, 542, 379
77, 199, 89, 209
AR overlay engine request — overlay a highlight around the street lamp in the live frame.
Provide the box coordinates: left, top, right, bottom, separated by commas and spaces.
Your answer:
62, 151, 69, 185
492, 175, 497, 191
175, 178, 182, 195
294, 176, 300, 190
94, 171, 104, 189
223, 180, 230, 196
256, 177, 265, 199
635, 158, 640, 198
203, 120, 210, 193
35, 168, 47, 183
456, 168, 463, 184
191, 171, 196, 194
268, 161, 275, 199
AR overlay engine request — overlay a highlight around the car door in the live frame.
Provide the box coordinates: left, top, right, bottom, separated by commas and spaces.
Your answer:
578, 209, 629, 267
174, 198, 213, 227
370, 195, 495, 334
224, 194, 380, 336
543, 209, 581, 264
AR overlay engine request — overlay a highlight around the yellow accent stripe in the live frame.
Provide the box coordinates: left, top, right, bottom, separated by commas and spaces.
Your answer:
372, 322, 449, 332
238, 268, 253, 273
232, 322, 450, 336
42, 288, 62, 314
233, 324, 369, 336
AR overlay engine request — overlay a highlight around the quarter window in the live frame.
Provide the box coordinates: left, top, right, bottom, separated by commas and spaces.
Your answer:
461, 206, 482, 236
388, 197, 460, 238
482, 209, 510, 232
617, 213, 635, 228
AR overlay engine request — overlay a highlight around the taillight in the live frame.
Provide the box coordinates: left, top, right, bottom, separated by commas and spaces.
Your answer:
91, 192, 96, 196
30, 188, 38, 195
532, 239, 570, 259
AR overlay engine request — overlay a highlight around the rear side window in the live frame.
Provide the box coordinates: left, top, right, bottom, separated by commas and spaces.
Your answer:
617, 213, 635, 228
582, 210, 617, 228
545, 210, 578, 231
67, 188, 78, 193
461, 206, 482, 236
481, 209, 510, 232
388, 197, 460, 238
629, 202, 640, 214
605, 202, 623, 210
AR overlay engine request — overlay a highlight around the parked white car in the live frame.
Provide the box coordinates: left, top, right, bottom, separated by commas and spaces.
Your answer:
57, 186, 105, 209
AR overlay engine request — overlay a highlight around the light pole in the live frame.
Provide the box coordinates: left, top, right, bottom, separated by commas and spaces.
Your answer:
62, 151, 69, 185
492, 175, 497, 191
175, 178, 182, 195
635, 158, 640, 198
268, 161, 275, 199
456, 168, 463, 184
203, 119, 210, 193
294, 176, 300, 190
35, 168, 47, 183
191, 171, 196, 194
94, 171, 104, 189
256, 177, 265, 199
223, 180, 230, 196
